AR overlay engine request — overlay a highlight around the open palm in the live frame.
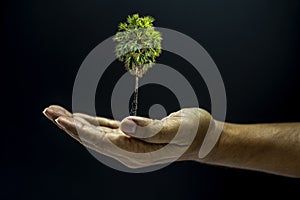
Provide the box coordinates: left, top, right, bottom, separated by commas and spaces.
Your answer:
43, 105, 213, 168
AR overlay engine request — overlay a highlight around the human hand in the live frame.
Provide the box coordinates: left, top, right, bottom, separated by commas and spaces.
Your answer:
43, 105, 214, 168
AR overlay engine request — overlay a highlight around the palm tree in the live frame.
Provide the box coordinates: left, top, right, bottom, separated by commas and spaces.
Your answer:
113, 14, 162, 116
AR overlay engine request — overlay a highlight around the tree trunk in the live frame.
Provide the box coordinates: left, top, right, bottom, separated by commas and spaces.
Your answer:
131, 68, 139, 116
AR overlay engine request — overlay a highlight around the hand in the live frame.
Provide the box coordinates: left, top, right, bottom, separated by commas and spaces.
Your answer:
43, 105, 214, 168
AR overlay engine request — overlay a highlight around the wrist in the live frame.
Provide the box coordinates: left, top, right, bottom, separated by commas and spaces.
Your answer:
180, 110, 221, 163
196, 120, 235, 164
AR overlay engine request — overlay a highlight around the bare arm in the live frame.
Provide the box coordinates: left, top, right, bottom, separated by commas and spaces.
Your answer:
202, 121, 300, 178
43, 105, 300, 177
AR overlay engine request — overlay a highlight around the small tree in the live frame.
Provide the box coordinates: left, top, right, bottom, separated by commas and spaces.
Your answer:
113, 14, 162, 116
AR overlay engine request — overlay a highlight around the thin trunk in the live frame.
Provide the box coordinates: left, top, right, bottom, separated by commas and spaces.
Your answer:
131, 68, 139, 116
134, 75, 139, 116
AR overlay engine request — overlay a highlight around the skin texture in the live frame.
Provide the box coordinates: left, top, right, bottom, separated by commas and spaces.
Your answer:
43, 105, 300, 177
204, 121, 300, 178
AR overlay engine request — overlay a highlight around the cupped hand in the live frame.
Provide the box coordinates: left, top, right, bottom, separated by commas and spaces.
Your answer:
43, 105, 214, 168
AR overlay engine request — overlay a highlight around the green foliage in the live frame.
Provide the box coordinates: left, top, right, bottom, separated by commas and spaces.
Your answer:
113, 14, 162, 77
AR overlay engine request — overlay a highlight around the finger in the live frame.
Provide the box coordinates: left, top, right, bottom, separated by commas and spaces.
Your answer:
56, 116, 164, 154
73, 113, 120, 128
73, 115, 120, 134
55, 116, 107, 144
43, 105, 72, 122
54, 117, 82, 143
120, 116, 180, 144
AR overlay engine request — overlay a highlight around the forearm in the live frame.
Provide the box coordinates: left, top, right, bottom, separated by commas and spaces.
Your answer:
202, 121, 300, 178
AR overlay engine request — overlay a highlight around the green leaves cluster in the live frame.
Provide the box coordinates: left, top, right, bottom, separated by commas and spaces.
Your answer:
113, 14, 162, 77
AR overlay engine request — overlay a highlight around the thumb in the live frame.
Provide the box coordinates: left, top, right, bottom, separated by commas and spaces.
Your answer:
120, 116, 179, 144
120, 116, 163, 138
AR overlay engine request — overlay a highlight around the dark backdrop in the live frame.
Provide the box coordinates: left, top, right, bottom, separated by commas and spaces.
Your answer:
2, 0, 300, 199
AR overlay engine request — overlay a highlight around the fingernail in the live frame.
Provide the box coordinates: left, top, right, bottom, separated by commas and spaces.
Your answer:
121, 119, 137, 135
55, 118, 66, 129
42, 108, 48, 116
43, 108, 51, 119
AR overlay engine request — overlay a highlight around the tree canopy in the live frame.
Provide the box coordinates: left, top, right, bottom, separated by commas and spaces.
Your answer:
113, 14, 162, 77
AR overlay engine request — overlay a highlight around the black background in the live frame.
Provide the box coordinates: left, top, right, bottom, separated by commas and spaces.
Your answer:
2, 0, 300, 199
